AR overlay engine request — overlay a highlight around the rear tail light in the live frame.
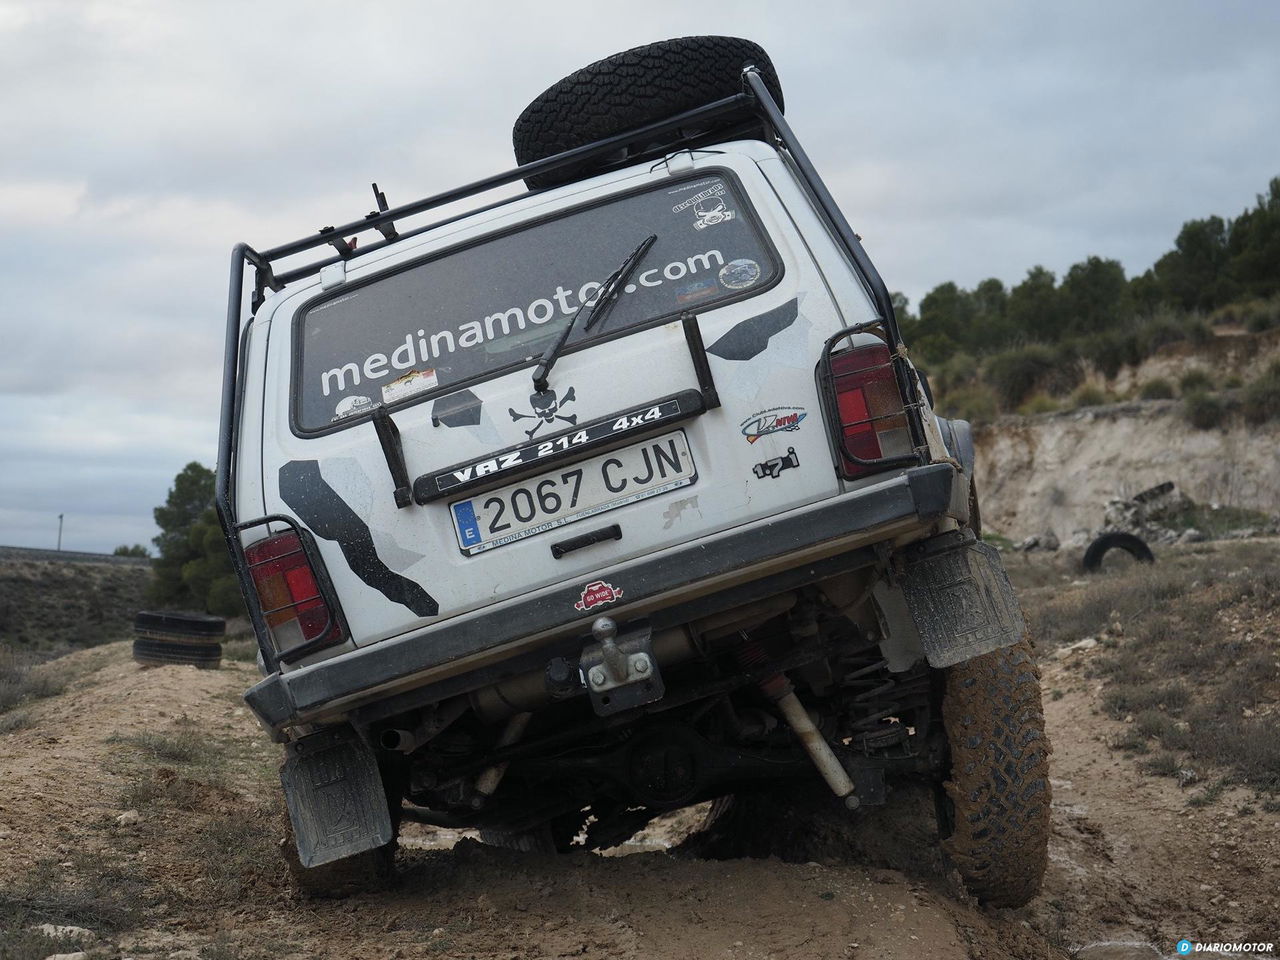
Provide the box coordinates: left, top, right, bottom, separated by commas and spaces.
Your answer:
829, 342, 913, 478
244, 531, 341, 657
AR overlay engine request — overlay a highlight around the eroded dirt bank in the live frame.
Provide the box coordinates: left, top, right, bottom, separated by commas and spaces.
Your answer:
973, 403, 1280, 542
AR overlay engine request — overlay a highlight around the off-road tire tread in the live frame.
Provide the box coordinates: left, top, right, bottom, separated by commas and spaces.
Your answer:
512, 36, 784, 188
132, 637, 222, 669
479, 827, 559, 854
941, 638, 1051, 908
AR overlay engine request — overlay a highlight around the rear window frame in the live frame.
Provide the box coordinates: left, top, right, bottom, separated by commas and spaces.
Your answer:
287, 167, 784, 438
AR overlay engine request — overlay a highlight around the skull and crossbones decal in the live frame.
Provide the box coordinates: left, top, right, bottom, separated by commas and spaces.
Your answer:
509, 386, 577, 439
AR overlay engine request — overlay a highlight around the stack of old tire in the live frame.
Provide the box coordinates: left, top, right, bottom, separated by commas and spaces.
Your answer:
132, 610, 225, 669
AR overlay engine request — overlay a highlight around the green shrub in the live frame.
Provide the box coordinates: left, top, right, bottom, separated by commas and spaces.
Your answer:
1077, 329, 1144, 379
1183, 390, 1226, 429
1070, 384, 1107, 409
985, 343, 1081, 408
1242, 361, 1280, 424
1017, 392, 1060, 416
1138, 378, 1175, 400
1238, 296, 1280, 334
1184, 317, 1215, 346
936, 383, 999, 424
1179, 369, 1213, 393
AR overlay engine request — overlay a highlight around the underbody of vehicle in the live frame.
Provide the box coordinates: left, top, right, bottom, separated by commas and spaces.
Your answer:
216, 37, 1050, 907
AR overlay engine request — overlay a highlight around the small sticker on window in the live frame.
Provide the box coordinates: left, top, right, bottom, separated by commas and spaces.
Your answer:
719, 258, 761, 290
332, 394, 374, 421
382, 368, 439, 405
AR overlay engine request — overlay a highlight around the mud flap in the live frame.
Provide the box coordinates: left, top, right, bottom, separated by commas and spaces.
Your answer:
280, 725, 393, 868
900, 533, 1025, 668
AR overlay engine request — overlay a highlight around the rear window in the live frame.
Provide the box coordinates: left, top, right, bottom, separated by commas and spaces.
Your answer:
294, 172, 779, 431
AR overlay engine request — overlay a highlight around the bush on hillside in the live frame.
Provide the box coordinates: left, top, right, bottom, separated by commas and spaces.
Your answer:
1242, 361, 1280, 424
1016, 393, 1059, 416
936, 383, 999, 424
1070, 384, 1107, 409
1183, 390, 1226, 430
984, 343, 1082, 408
1179, 369, 1213, 394
1138, 378, 1175, 400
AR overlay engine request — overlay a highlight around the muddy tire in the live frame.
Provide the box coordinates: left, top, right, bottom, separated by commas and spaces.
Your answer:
279, 809, 396, 898
512, 36, 783, 189
938, 638, 1051, 908
480, 812, 581, 854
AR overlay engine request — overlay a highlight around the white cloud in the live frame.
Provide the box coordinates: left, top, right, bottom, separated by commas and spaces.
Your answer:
0, 0, 1278, 550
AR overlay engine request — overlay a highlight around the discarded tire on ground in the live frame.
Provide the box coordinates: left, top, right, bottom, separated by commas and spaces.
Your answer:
1081, 532, 1155, 573
937, 638, 1051, 908
132, 610, 225, 669
512, 35, 784, 189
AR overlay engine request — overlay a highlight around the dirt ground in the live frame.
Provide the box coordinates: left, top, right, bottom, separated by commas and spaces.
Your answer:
1, 548, 1277, 959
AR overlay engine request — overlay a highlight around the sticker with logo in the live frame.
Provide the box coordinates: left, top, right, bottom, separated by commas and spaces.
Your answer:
382, 367, 439, 405
739, 406, 807, 444
574, 580, 625, 612
671, 183, 736, 230
752, 447, 799, 479
719, 258, 761, 290
508, 386, 577, 440
332, 395, 374, 422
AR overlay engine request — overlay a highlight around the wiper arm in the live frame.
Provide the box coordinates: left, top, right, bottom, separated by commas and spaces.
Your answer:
532, 233, 657, 393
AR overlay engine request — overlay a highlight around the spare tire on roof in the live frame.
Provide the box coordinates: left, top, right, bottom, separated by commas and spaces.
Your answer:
512, 36, 784, 189
133, 610, 224, 669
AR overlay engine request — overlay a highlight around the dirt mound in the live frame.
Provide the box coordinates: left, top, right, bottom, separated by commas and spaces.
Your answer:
3, 557, 1276, 960
0, 643, 1062, 959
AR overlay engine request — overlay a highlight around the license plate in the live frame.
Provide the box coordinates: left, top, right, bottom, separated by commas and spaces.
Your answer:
451, 430, 696, 554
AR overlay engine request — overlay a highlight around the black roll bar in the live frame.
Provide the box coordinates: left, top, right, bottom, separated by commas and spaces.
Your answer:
215, 68, 922, 667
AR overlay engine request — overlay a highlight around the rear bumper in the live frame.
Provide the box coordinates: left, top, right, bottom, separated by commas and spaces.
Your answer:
244, 461, 960, 735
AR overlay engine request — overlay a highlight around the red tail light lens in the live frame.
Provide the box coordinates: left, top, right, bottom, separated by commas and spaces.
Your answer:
829, 343, 912, 478
244, 532, 340, 656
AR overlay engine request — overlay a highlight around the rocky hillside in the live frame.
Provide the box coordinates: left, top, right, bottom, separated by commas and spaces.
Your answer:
972, 328, 1280, 543
0, 552, 152, 653
973, 401, 1280, 543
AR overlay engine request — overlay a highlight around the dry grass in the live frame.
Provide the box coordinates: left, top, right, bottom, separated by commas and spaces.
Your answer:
1020, 541, 1280, 796
0, 648, 66, 715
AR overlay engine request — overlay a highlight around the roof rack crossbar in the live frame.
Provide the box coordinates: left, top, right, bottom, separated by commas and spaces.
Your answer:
258, 91, 752, 267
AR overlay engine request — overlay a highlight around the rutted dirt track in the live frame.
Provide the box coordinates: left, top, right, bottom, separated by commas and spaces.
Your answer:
1, 600, 1276, 958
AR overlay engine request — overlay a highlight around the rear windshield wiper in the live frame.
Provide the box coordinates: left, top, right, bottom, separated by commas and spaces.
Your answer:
532, 233, 657, 393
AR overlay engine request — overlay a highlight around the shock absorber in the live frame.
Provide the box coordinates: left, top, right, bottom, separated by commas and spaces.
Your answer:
736, 633, 860, 809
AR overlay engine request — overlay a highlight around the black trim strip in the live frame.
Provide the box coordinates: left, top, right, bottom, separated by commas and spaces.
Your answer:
243, 462, 955, 731
413, 389, 706, 504
551, 523, 622, 559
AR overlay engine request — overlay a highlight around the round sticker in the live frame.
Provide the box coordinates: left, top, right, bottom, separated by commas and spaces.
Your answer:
719, 258, 761, 290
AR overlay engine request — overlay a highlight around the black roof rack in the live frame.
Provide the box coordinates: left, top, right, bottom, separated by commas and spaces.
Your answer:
216, 67, 915, 672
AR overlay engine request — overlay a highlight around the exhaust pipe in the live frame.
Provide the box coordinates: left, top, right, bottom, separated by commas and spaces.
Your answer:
736, 632, 859, 809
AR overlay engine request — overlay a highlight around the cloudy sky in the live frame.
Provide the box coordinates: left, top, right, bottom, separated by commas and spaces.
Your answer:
1, 0, 1277, 553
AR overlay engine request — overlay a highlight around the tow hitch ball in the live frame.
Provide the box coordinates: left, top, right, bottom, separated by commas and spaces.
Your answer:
737, 634, 860, 810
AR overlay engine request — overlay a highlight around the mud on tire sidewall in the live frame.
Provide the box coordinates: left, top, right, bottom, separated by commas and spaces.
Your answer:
939, 638, 1051, 908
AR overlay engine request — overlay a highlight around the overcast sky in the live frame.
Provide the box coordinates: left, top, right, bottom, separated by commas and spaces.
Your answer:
1, 0, 1277, 553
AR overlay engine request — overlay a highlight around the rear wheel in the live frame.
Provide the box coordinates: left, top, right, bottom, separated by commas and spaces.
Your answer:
937, 639, 1051, 907
479, 811, 583, 854
512, 36, 784, 189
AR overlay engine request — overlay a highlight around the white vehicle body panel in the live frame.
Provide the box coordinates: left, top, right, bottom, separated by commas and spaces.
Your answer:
240, 143, 925, 668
